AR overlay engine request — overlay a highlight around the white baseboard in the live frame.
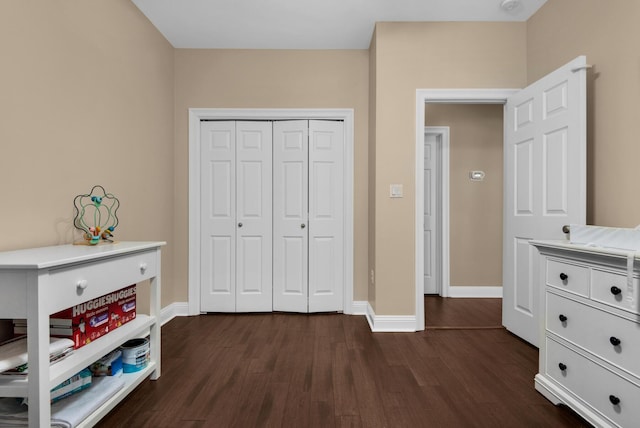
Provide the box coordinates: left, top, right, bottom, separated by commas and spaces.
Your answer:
446, 286, 503, 298
350, 300, 368, 315
365, 303, 416, 332
161, 302, 189, 326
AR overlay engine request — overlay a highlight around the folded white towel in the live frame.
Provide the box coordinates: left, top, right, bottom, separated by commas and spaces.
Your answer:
0, 376, 125, 428
0, 337, 74, 374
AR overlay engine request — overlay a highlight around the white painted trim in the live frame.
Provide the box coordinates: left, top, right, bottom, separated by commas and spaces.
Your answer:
161, 302, 189, 326
366, 303, 417, 332
189, 108, 355, 316
424, 127, 450, 298
447, 286, 503, 298
415, 89, 519, 332
350, 300, 368, 316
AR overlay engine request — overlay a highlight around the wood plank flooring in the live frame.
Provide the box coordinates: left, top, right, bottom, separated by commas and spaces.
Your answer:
97, 298, 591, 427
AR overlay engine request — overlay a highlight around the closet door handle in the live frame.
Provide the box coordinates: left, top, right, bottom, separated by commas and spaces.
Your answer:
238, 223, 243, 228
558, 363, 567, 371
609, 395, 621, 406
610, 286, 622, 296
559, 273, 568, 281
558, 314, 568, 322
610, 336, 621, 347
301, 223, 306, 229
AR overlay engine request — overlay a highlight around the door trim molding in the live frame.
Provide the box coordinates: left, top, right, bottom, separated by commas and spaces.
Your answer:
415, 89, 518, 331
188, 108, 354, 316
424, 127, 450, 298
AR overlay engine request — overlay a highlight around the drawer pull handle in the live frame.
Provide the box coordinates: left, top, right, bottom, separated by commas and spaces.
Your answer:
558, 363, 567, 371
140, 263, 148, 274
610, 286, 622, 296
609, 336, 621, 347
558, 314, 568, 322
76, 280, 88, 290
609, 395, 620, 406
559, 273, 568, 281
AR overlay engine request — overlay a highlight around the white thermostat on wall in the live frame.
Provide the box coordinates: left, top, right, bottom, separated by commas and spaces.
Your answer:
390, 184, 403, 198
469, 171, 485, 181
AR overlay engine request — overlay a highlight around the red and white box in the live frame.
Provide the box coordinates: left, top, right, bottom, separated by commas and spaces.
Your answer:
50, 285, 137, 349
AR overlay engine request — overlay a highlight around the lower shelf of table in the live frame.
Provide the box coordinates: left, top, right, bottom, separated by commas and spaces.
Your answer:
77, 361, 157, 428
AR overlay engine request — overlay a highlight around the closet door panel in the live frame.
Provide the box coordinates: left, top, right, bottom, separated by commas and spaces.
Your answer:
273, 120, 309, 312
309, 120, 344, 312
236, 121, 273, 312
200, 121, 236, 312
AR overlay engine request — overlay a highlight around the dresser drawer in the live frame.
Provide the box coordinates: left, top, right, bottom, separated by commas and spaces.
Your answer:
591, 268, 640, 315
547, 292, 640, 379
547, 259, 589, 297
45, 250, 158, 314
546, 338, 640, 428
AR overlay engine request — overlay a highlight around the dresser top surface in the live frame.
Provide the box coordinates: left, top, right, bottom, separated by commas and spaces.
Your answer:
0, 241, 166, 270
531, 239, 640, 260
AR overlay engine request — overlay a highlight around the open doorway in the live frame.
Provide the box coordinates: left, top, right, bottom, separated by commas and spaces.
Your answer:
423, 104, 504, 329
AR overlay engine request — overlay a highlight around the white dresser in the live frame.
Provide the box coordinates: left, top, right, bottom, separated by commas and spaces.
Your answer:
532, 240, 640, 428
0, 241, 165, 427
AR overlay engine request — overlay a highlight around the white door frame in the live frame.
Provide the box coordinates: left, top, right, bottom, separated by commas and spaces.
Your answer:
188, 108, 354, 316
415, 89, 518, 331
423, 127, 450, 297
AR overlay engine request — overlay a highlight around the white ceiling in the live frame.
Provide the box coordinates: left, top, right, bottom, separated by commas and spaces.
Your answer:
131, 0, 547, 50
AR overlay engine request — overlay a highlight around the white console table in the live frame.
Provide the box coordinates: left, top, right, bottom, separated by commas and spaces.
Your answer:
0, 241, 165, 427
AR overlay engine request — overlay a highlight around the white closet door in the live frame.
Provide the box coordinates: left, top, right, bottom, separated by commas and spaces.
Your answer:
200, 121, 236, 312
308, 120, 344, 312
235, 121, 273, 312
273, 120, 309, 312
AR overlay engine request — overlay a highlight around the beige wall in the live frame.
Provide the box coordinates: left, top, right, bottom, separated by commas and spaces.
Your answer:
528, 0, 640, 227
0, 1, 175, 310
173, 49, 370, 303
371, 22, 526, 314
426, 104, 503, 287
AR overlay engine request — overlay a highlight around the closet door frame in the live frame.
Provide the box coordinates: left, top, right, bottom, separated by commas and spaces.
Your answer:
188, 108, 354, 316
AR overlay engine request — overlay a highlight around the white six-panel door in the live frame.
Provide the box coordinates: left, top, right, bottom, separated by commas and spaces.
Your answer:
200, 121, 272, 312
503, 56, 587, 346
423, 133, 437, 295
235, 122, 273, 311
273, 120, 309, 312
200, 121, 236, 312
308, 120, 344, 312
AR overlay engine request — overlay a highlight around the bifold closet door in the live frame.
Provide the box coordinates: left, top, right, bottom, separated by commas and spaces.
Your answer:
273, 121, 309, 312
273, 120, 344, 313
200, 121, 272, 312
308, 120, 344, 312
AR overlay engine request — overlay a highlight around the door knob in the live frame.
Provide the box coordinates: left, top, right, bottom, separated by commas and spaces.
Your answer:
301, 224, 306, 229
559, 273, 568, 281
610, 286, 622, 296
238, 222, 243, 228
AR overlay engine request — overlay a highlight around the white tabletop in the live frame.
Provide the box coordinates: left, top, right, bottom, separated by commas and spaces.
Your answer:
0, 241, 166, 270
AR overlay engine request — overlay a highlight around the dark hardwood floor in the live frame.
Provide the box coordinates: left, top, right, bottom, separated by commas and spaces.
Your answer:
98, 298, 591, 427
425, 295, 503, 329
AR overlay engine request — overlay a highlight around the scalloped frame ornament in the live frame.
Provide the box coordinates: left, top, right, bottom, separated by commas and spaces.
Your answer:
73, 185, 120, 245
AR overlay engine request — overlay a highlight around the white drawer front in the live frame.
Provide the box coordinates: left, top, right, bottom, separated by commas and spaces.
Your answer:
45, 250, 157, 314
547, 259, 589, 297
546, 338, 640, 428
547, 292, 640, 379
591, 268, 640, 315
